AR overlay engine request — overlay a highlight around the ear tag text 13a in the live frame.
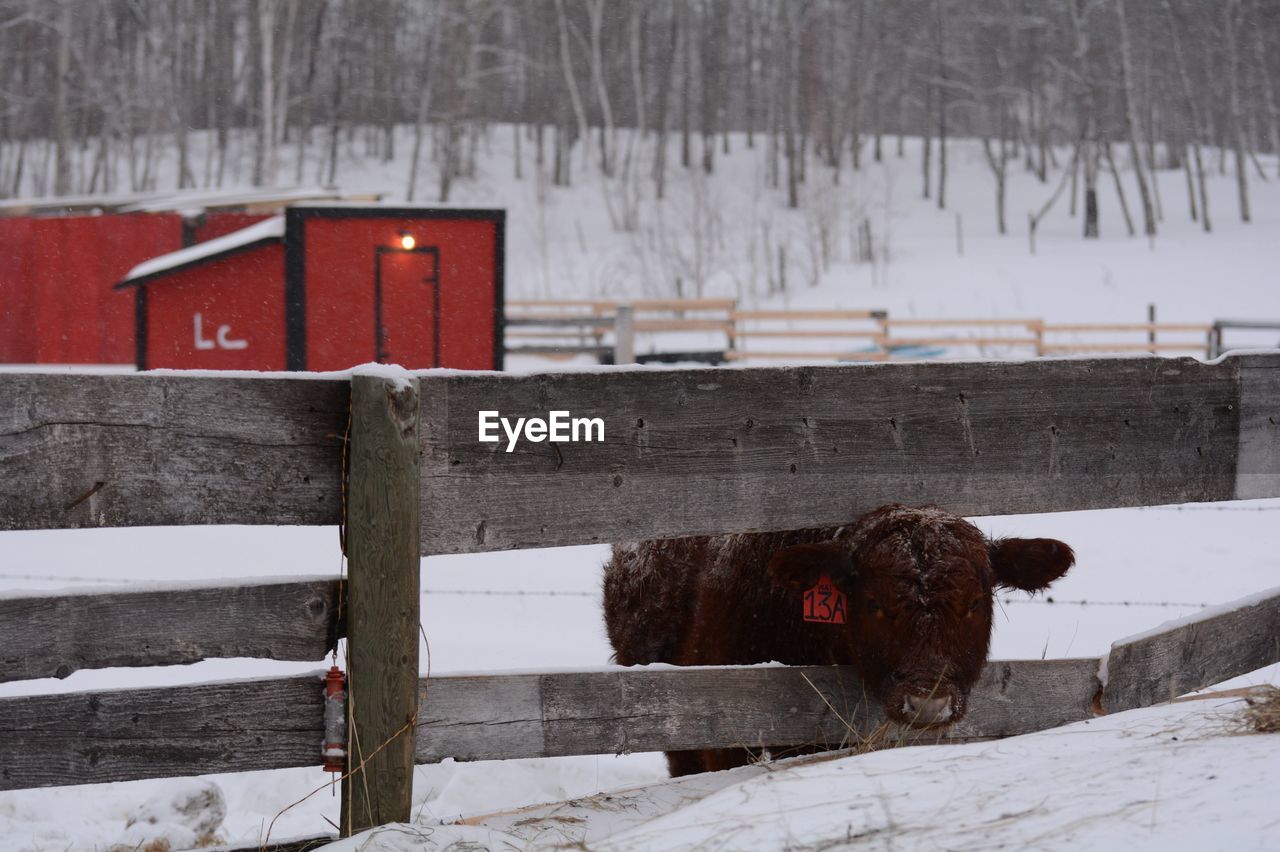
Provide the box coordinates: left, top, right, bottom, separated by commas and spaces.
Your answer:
803, 572, 847, 624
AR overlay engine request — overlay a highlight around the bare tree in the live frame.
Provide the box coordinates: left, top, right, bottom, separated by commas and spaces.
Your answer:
933, 0, 949, 210
1223, 0, 1251, 222
651, 1, 679, 200
406, 4, 441, 201
1115, 0, 1157, 236
1250, 0, 1279, 178
553, 0, 590, 175
979, 12, 1014, 235
5, 0, 1278, 245
584, 0, 616, 176
1069, 0, 1101, 238
51, 3, 72, 195
1161, 0, 1211, 231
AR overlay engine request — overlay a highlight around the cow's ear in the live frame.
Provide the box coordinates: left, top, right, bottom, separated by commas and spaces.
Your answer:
768, 542, 857, 592
989, 538, 1074, 592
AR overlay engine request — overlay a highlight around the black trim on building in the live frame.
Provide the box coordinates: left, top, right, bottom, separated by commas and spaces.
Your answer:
287, 205, 506, 221
493, 215, 506, 372
134, 285, 148, 371
180, 215, 200, 248
283, 208, 307, 371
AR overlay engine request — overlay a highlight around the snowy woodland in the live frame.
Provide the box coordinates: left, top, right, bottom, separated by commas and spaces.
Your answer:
3, 0, 1279, 230
2, 2, 1280, 851
4, 0, 1280, 317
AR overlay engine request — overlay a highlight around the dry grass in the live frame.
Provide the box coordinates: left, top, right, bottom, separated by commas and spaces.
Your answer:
1233, 685, 1280, 734
107, 841, 170, 852
106, 833, 223, 852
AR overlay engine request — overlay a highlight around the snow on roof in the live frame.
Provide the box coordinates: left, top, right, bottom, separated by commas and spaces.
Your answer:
289, 200, 503, 214
119, 215, 284, 286
0, 187, 378, 218
117, 187, 374, 213
0, 190, 176, 217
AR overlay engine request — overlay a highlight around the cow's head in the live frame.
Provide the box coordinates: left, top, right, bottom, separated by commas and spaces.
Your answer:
767, 505, 1073, 729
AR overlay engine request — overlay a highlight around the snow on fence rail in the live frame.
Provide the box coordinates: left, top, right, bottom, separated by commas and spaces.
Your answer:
1, 353, 1278, 834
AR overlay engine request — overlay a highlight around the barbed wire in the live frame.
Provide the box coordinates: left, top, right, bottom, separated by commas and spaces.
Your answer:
999, 597, 1208, 608
419, 588, 598, 598
0, 571, 133, 584
1133, 505, 1280, 512
418, 588, 1212, 609
414, 589, 1213, 609
0, 574, 1216, 609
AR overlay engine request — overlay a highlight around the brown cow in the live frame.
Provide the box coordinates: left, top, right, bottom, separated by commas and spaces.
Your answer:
602, 504, 1074, 776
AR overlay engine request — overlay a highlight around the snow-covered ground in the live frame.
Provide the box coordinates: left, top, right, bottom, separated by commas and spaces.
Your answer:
2, 500, 1278, 850
361, 675, 1280, 852
2, 129, 1279, 849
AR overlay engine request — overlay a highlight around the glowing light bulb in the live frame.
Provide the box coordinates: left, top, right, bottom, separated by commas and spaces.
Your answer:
400, 233, 416, 250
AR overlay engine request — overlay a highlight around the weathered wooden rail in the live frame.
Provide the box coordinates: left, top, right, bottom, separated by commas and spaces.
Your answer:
1, 353, 1278, 837
0, 578, 341, 682
2, 585, 1276, 783
7, 354, 1277, 545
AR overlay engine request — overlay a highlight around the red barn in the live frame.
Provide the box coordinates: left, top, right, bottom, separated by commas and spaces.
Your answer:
0, 213, 179, 364
0, 189, 370, 366
117, 205, 505, 372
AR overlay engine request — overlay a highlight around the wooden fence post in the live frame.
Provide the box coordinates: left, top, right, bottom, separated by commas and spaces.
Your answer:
342, 372, 421, 836
614, 304, 636, 365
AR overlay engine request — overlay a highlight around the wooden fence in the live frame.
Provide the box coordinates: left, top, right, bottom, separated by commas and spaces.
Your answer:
2, 353, 1279, 839
504, 298, 737, 363
1210, 318, 1280, 358
503, 298, 1219, 362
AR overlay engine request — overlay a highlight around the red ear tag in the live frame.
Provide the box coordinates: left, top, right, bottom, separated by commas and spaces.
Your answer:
802, 572, 847, 624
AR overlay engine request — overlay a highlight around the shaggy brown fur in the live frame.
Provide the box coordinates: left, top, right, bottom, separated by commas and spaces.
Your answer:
603, 504, 1074, 776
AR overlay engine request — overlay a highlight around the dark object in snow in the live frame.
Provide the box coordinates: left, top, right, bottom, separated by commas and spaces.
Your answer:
603, 504, 1074, 776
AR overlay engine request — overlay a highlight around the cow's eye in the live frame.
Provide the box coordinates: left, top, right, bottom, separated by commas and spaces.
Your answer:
866, 598, 881, 614
968, 598, 984, 613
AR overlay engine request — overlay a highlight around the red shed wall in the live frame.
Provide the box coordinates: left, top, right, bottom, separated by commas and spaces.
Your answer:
142, 244, 286, 371
0, 217, 37, 362
300, 215, 498, 371
0, 213, 181, 364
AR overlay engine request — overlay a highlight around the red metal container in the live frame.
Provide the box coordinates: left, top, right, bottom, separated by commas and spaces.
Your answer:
0, 210, 281, 365
120, 206, 504, 372
0, 213, 182, 364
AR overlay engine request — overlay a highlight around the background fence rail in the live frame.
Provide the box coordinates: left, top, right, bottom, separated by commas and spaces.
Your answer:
503, 299, 1242, 361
